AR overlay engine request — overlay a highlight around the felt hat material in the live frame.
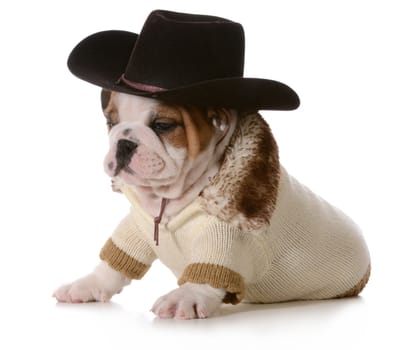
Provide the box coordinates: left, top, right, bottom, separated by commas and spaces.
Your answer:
68, 9, 300, 111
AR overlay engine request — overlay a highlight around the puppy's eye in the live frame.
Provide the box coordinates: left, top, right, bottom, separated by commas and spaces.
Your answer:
151, 118, 181, 134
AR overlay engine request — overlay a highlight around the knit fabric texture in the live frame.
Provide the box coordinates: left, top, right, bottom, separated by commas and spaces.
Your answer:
100, 165, 370, 304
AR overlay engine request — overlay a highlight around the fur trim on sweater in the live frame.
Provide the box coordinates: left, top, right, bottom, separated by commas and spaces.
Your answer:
201, 113, 280, 232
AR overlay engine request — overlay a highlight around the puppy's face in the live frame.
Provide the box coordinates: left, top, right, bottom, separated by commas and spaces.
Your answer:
102, 90, 233, 198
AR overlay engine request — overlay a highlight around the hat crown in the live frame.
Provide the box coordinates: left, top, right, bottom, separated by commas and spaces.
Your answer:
124, 10, 245, 89
67, 10, 299, 110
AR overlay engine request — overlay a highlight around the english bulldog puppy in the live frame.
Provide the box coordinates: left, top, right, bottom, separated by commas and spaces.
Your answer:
54, 90, 370, 320
54, 90, 235, 318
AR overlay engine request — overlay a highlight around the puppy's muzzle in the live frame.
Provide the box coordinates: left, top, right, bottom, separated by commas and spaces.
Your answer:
114, 139, 138, 176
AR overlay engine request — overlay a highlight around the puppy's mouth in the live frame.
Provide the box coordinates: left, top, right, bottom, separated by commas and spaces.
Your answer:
113, 139, 137, 176
105, 138, 166, 182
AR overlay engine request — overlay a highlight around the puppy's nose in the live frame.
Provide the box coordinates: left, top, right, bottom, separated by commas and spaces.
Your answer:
115, 139, 138, 175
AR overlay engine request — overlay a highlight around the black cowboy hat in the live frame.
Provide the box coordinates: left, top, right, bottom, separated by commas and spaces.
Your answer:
68, 9, 300, 111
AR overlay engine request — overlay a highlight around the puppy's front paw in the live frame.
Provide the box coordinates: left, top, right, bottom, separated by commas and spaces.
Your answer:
53, 262, 130, 304
151, 283, 226, 320
53, 274, 112, 303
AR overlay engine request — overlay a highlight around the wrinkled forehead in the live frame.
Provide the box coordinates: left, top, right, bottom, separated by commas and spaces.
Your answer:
115, 92, 161, 123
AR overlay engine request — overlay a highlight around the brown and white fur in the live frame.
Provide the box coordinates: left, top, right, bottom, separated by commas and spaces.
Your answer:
54, 91, 240, 319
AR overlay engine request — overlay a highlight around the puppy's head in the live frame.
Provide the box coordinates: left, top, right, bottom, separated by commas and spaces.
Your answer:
101, 90, 235, 198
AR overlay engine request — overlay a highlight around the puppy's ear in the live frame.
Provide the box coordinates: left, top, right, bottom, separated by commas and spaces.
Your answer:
201, 112, 280, 231
181, 106, 213, 159
101, 89, 112, 111
101, 89, 118, 131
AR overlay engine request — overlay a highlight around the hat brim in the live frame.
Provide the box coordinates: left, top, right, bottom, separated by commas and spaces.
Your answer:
68, 30, 300, 111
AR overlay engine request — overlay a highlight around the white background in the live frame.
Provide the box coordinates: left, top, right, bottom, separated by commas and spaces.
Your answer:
1, 0, 393, 349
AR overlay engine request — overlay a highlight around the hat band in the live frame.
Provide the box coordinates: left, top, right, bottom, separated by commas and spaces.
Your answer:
117, 74, 167, 93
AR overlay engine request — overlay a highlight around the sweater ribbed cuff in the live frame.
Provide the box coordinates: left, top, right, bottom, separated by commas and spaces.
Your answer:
99, 238, 150, 279
178, 263, 245, 304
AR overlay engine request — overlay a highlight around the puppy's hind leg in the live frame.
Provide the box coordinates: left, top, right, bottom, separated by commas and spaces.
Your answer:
53, 261, 131, 303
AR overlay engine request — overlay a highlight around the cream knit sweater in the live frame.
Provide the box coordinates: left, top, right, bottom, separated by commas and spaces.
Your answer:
100, 165, 370, 304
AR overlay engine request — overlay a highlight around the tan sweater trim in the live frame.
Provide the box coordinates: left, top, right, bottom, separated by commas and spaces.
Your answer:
99, 238, 150, 280
178, 263, 245, 305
